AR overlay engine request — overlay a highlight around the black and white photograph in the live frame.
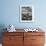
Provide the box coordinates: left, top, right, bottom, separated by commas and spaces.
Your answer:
20, 5, 34, 22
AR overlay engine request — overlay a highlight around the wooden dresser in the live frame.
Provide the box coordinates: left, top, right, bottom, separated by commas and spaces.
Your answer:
2, 29, 45, 46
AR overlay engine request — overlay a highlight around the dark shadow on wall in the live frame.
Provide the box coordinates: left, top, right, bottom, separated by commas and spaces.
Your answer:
0, 24, 7, 43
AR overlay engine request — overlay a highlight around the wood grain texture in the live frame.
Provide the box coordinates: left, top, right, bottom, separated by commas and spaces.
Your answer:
2, 30, 45, 46
2, 32, 23, 46
24, 32, 45, 46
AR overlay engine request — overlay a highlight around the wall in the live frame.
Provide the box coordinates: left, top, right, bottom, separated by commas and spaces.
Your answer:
0, 0, 46, 29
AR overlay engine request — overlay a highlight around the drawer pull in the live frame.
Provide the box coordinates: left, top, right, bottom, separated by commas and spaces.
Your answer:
32, 39, 36, 40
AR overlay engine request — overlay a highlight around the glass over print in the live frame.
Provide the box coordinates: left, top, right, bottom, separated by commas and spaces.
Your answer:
20, 5, 34, 22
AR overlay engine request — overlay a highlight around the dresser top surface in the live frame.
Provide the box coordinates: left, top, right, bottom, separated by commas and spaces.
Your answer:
3, 29, 45, 33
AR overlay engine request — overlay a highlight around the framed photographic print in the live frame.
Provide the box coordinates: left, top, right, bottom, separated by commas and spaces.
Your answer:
20, 5, 34, 22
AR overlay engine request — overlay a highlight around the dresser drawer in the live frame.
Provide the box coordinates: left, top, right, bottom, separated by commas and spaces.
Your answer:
24, 32, 44, 36
32, 44, 44, 46
3, 32, 23, 36
32, 36, 45, 44
3, 42, 23, 46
